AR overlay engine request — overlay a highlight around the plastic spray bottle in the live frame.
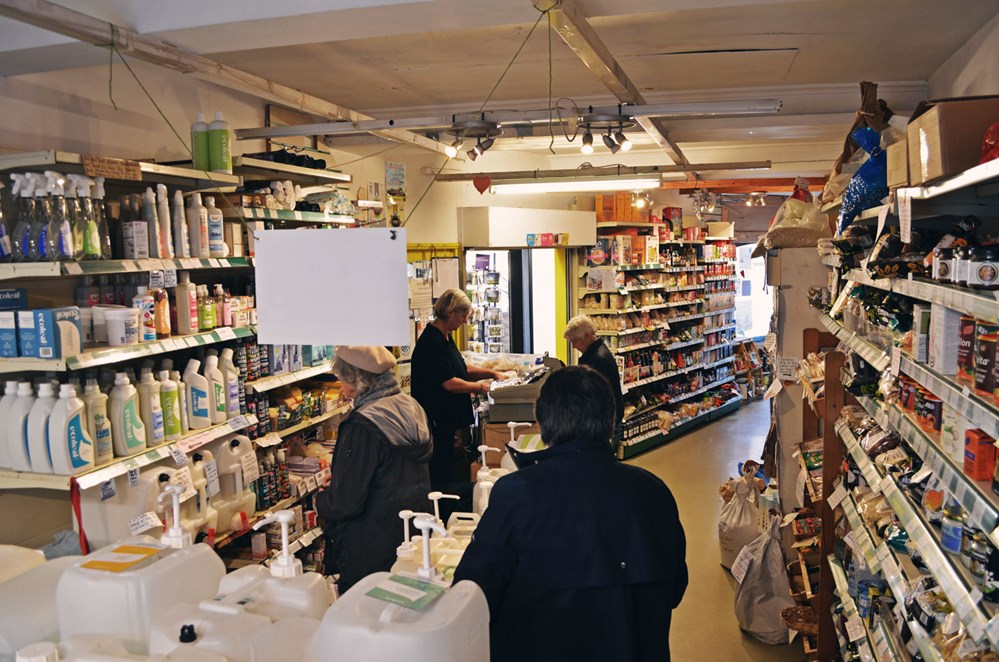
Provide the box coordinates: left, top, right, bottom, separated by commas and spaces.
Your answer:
208, 111, 233, 174
27, 383, 58, 473
82, 378, 113, 466
0, 381, 18, 468
142, 187, 163, 259
137, 369, 166, 447
172, 190, 190, 259
109, 372, 147, 456
186, 193, 209, 258
191, 113, 210, 172
159, 371, 182, 442
7, 382, 35, 471
202, 351, 227, 424
28, 173, 52, 261
64, 175, 83, 260
205, 197, 226, 257
220, 348, 241, 418
156, 184, 174, 259
71, 175, 101, 260
94, 177, 112, 260
183, 359, 211, 430
48, 384, 95, 475
43, 171, 74, 261
9, 174, 35, 262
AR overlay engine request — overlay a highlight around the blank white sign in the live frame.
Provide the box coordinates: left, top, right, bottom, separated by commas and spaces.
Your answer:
254, 228, 409, 345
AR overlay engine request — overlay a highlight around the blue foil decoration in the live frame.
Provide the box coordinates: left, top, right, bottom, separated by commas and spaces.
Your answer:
837, 126, 889, 234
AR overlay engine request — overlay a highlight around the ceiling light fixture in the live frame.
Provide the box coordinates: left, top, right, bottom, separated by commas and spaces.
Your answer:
615, 130, 632, 152
444, 138, 463, 159
493, 176, 662, 195
580, 131, 594, 155
467, 139, 483, 161
632, 192, 651, 209
602, 132, 620, 154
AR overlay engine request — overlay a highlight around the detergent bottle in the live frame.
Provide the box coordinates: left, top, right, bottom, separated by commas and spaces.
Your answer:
6, 382, 35, 471
47, 384, 95, 476
81, 379, 113, 466
109, 372, 147, 456
26, 382, 58, 473
137, 369, 166, 447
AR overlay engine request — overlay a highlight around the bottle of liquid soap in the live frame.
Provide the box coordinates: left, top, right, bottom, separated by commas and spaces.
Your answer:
43, 171, 74, 261
9, 174, 36, 262
48, 384, 95, 476
170, 369, 190, 434
184, 359, 212, 430
92, 177, 112, 260
159, 371, 182, 443
6, 382, 35, 471
156, 184, 174, 259
172, 190, 190, 259
175, 271, 199, 335
205, 196, 226, 258
219, 348, 241, 418
0, 381, 18, 468
197, 285, 215, 332
82, 378, 113, 466
137, 369, 166, 447
208, 111, 233, 174
202, 351, 227, 425
191, 113, 210, 172
109, 372, 147, 456
142, 187, 163, 259
133, 286, 157, 343
27, 383, 58, 473
186, 193, 210, 258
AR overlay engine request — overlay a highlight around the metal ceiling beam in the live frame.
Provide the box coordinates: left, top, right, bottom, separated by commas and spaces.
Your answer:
434, 161, 772, 183
0, 0, 450, 157
660, 177, 827, 191
549, 0, 693, 171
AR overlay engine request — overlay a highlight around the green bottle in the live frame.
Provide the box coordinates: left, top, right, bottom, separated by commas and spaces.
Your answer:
207, 111, 232, 174
191, 113, 210, 171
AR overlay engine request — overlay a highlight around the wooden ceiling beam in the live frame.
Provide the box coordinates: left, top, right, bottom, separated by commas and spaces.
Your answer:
660, 177, 827, 191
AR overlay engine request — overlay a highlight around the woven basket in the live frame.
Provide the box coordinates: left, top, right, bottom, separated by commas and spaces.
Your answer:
781, 606, 819, 636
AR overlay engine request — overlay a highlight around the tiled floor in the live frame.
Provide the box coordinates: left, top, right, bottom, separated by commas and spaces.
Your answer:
628, 399, 806, 661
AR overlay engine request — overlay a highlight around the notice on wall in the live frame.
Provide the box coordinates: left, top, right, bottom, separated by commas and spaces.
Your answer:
431, 257, 461, 298
254, 228, 409, 345
82, 155, 143, 181
777, 356, 801, 382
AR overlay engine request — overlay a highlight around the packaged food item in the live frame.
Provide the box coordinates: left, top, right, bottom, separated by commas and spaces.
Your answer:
974, 322, 998, 398
965, 428, 997, 481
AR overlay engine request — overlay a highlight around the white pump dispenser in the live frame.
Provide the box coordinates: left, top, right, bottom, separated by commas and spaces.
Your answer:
396, 509, 417, 560
411, 515, 450, 581
473, 445, 508, 515
27, 383, 58, 473
427, 491, 460, 529
252, 509, 302, 579
159, 483, 193, 549
0, 380, 18, 469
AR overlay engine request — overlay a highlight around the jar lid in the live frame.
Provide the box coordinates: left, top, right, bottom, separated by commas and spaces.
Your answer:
933, 246, 955, 258
974, 245, 999, 260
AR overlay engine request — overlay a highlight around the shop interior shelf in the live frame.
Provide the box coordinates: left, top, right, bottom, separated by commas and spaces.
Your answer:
843, 268, 999, 324
274, 404, 350, 439
0, 262, 62, 281
616, 337, 705, 355
815, 312, 891, 372
698, 258, 735, 265
667, 375, 737, 404
0, 326, 256, 374
0, 414, 257, 491
704, 323, 737, 334
2, 257, 252, 281
618, 395, 741, 459
702, 356, 735, 370
611, 263, 705, 273
245, 361, 333, 393
704, 306, 736, 317
267, 526, 324, 565
223, 207, 355, 225
902, 157, 999, 201
704, 274, 735, 282
827, 554, 877, 661
231, 155, 352, 184
898, 355, 999, 439
583, 299, 693, 315
622, 361, 705, 393
213, 475, 325, 550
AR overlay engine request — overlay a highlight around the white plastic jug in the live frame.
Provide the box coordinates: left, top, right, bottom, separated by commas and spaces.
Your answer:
7, 382, 35, 472
47, 384, 95, 476
22, 634, 227, 661
202, 435, 256, 534
137, 370, 165, 447
26, 383, 58, 474
0, 556, 80, 661
109, 373, 147, 457
201, 353, 226, 425
183, 361, 211, 430
158, 372, 182, 442
81, 380, 113, 466
169, 371, 189, 435
0, 381, 19, 469
0, 545, 45, 585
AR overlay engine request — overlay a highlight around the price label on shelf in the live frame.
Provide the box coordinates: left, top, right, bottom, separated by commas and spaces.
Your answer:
163, 268, 178, 288
970, 498, 989, 530
184, 337, 199, 348
216, 327, 237, 341
204, 460, 220, 498
878, 475, 894, 495
128, 511, 162, 536
846, 615, 866, 643
148, 270, 165, 288
890, 346, 901, 378
168, 445, 189, 466
229, 415, 249, 431
828, 483, 848, 509
170, 466, 197, 502
305, 475, 319, 494
128, 468, 140, 488
986, 615, 999, 645
256, 432, 282, 448
208, 259, 222, 268
876, 203, 890, 238
65, 262, 83, 275
100, 479, 117, 501
240, 452, 260, 483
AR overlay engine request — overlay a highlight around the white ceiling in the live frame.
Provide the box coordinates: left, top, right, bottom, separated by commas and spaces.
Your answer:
0, 0, 996, 179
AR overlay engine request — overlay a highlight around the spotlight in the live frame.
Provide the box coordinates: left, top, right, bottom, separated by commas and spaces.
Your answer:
480, 137, 495, 153
581, 131, 594, 155
467, 139, 484, 161
615, 131, 632, 152
633, 193, 648, 209
602, 133, 620, 154
445, 139, 463, 159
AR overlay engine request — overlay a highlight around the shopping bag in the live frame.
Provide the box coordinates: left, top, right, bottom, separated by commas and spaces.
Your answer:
718, 464, 759, 569
733, 516, 794, 645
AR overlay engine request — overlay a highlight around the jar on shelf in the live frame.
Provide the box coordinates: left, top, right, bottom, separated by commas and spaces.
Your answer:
968, 245, 999, 291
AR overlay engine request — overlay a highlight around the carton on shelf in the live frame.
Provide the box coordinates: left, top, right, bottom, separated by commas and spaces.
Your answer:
906, 96, 999, 185
613, 235, 632, 266
886, 140, 910, 189
0, 311, 17, 357
964, 428, 996, 481
706, 222, 734, 239
595, 195, 616, 223
928, 303, 961, 375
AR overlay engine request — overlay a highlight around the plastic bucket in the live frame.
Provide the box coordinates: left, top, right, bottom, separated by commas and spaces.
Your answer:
92, 305, 124, 343
105, 308, 139, 347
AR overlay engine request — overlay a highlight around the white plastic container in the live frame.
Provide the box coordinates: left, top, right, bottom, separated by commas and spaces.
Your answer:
78, 307, 94, 344
133, 287, 156, 343
7, 382, 35, 472
156, 184, 173, 260
202, 435, 256, 533
174, 272, 198, 336
472, 445, 508, 516
170, 371, 190, 435
201, 353, 226, 425
56, 536, 226, 653
0, 381, 19, 469
27, 383, 58, 474
137, 370, 165, 447
172, 190, 190, 260
47, 384, 95, 476
204, 197, 225, 258
82, 379, 113, 466
79, 465, 176, 549
26, 634, 227, 661
207, 112, 232, 175
0, 545, 45, 585
186, 451, 218, 539
186, 194, 209, 259
183, 360, 211, 430
109, 373, 147, 457
159, 372, 182, 442
315, 573, 489, 662
0, 556, 80, 661
105, 308, 139, 347
218, 349, 240, 418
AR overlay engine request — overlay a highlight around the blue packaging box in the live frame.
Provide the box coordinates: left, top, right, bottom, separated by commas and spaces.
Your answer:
0, 288, 27, 311
17, 310, 37, 357
268, 344, 288, 375
0, 311, 17, 357
34, 307, 82, 360
288, 345, 303, 372
302, 345, 332, 366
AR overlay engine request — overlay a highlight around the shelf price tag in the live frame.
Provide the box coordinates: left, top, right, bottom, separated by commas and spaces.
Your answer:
204, 460, 220, 498
828, 482, 848, 509
163, 268, 178, 288
148, 270, 165, 289
229, 414, 249, 431
100, 479, 117, 501
128, 468, 140, 488
170, 466, 197, 502
986, 615, 999, 645
216, 327, 237, 341
890, 346, 901, 378
304, 475, 319, 494
129, 511, 162, 536
240, 452, 260, 483
168, 445, 189, 466
65, 262, 84, 275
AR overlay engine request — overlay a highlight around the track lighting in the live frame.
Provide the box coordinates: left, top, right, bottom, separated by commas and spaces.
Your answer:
602, 133, 620, 154
467, 140, 482, 161
480, 137, 495, 153
615, 131, 632, 152
632, 192, 650, 209
445, 139, 463, 159
581, 131, 594, 155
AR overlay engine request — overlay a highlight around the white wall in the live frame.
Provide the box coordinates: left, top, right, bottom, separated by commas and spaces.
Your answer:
929, 12, 999, 98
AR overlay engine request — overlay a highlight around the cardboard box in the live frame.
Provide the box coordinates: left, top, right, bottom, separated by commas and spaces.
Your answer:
34, 307, 82, 360
612, 235, 632, 265
637, 235, 659, 264
886, 140, 909, 188
595, 195, 616, 223
911, 303, 931, 363
288, 344, 303, 372
585, 237, 614, 267
481, 422, 541, 467
928, 303, 961, 375
964, 428, 996, 481
0, 311, 17, 357
706, 221, 734, 239
907, 96, 999, 185
268, 344, 288, 375
16, 310, 37, 357
0, 288, 27, 311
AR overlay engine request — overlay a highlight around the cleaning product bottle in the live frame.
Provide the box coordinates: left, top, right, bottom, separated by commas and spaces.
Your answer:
222, 288, 234, 327
142, 187, 163, 259
7, 382, 35, 471
186, 192, 210, 258
175, 271, 199, 335
28, 173, 52, 261
219, 348, 241, 418
26, 383, 58, 473
9, 174, 36, 262
93, 177, 112, 260
133, 286, 156, 343
170, 369, 190, 434
206, 285, 217, 329
47, 384, 95, 476
71, 175, 101, 260
184, 359, 212, 430
208, 111, 233, 174
137, 369, 166, 447
43, 171, 74, 261
172, 190, 190, 259
0, 182, 11, 263
197, 285, 214, 332
191, 113, 210, 172
204, 196, 226, 257
82, 378, 113, 466
64, 175, 83, 260
213, 284, 225, 327
109, 372, 146, 456
473, 445, 505, 515
202, 351, 227, 424
159, 371, 182, 443
153, 288, 171, 339
156, 184, 174, 259
0, 381, 19, 468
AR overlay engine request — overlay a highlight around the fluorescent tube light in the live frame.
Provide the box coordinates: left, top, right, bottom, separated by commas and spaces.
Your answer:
492, 177, 661, 194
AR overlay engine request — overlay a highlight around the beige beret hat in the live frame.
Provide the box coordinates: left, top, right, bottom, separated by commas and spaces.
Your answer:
334, 345, 397, 374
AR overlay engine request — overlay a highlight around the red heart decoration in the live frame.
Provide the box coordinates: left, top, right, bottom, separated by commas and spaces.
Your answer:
473, 176, 491, 194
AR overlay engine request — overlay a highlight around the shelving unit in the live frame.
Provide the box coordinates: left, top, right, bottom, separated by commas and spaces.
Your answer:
223, 207, 355, 225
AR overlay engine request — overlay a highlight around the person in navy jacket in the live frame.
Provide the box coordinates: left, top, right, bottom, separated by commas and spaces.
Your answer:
453, 366, 688, 662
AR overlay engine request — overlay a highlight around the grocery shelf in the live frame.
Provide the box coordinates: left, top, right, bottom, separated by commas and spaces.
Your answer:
704, 307, 736, 316
595, 222, 664, 229
704, 323, 737, 334
613, 263, 705, 273
0, 414, 257, 491
268, 526, 323, 563
665, 311, 709, 324
245, 361, 333, 393
704, 274, 735, 282
583, 299, 692, 315
224, 207, 355, 225
231, 155, 352, 184
698, 258, 734, 265
622, 361, 705, 393
0, 326, 256, 374
898, 355, 999, 439
596, 325, 659, 337
0, 262, 62, 281
827, 555, 877, 662
902, 157, 999, 201
668, 376, 736, 404
701, 356, 735, 370
275, 404, 351, 438
704, 236, 735, 242
62, 257, 252, 277
615, 336, 704, 355
815, 313, 891, 372
843, 268, 999, 324
618, 395, 741, 459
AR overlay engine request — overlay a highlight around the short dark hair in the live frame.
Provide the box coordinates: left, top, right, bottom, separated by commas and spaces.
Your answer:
535, 366, 614, 446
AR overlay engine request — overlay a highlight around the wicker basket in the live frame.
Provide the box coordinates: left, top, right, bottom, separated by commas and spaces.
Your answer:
781, 606, 819, 637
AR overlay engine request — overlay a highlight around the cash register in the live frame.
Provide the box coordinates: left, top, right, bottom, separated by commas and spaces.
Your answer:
486, 356, 562, 422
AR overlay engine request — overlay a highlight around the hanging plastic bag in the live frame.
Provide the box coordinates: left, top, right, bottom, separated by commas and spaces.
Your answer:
762, 199, 832, 250
837, 126, 889, 234
733, 516, 795, 645
718, 463, 760, 569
